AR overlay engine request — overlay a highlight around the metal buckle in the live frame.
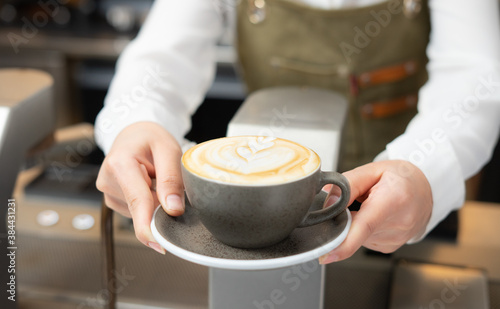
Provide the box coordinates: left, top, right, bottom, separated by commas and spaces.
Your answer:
403, 0, 422, 19
248, 0, 266, 24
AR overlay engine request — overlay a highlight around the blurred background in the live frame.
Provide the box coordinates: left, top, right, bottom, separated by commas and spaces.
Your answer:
0, 0, 499, 308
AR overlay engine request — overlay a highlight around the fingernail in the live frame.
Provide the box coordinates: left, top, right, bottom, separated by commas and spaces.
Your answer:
165, 194, 183, 213
319, 252, 338, 264
148, 242, 165, 255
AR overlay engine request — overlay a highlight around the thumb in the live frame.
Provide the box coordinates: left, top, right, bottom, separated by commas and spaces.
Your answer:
153, 143, 185, 217
319, 162, 387, 264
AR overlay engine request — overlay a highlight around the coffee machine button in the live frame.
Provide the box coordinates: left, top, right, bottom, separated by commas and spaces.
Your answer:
72, 214, 95, 230
37, 210, 60, 227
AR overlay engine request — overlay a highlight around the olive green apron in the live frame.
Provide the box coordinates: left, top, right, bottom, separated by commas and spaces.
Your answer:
236, 0, 431, 171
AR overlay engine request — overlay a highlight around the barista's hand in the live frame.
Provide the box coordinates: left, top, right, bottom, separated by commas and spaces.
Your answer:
96, 122, 185, 254
319, 160, 432, 264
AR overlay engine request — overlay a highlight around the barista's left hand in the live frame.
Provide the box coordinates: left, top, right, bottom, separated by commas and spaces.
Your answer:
319, 160, 432, 264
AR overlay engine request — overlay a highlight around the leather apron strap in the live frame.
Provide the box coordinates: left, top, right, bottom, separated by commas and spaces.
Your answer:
236, 0, 430, 171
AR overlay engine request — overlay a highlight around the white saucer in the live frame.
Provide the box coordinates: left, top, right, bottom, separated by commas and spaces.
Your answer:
151, 191, 351, 270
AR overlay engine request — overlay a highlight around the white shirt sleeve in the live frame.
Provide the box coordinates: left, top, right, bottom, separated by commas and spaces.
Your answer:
381, 0, 500, 242
94, 0, 224, 154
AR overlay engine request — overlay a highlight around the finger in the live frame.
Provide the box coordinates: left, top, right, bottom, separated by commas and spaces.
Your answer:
322, 163, 383, 209
98, 161, 154, 195
363, 229, 410, 253
322, 184, 341, 208
139, 163, 162, 206
319, 193, 388, 263
342, 163, 385, 205
96, 163, 126, 199
152, 143, 185, 217
101, 165, 160, 219
319, 211, 368, 264
103, 194, 131, 218
116, 160, 164, 254
322, 184, 333, 192
104, 191, 160, 220
139, 163, 153, 190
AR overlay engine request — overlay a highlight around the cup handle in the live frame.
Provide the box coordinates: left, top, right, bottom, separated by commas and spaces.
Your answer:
297, 171, 350, 228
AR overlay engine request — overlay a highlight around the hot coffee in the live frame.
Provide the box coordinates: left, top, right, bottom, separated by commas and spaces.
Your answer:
182, 136, 320, 185
181, 136, 350, 248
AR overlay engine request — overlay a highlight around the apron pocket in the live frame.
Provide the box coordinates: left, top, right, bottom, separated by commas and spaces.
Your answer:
269, 56, 350, 91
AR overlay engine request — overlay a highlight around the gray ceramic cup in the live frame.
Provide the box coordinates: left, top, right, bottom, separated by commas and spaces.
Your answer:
181, 157, 350, 249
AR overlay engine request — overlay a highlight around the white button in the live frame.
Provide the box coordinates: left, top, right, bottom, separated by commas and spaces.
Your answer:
37, 210, 59, 227
72, 214, 95, 230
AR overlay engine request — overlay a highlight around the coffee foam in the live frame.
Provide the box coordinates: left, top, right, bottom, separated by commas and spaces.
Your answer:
182, 136, 320, 185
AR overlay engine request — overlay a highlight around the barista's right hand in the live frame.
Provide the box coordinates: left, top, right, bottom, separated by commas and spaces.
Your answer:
96, 121, 185, 254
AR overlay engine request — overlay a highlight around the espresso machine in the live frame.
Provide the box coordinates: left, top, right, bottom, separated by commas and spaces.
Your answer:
0, 68, 54, 309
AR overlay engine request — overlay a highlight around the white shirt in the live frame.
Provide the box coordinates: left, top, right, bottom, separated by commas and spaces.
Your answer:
95, 0, 500, 242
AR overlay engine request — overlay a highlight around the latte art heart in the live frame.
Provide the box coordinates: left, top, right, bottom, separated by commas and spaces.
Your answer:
182, 136, 320, 185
